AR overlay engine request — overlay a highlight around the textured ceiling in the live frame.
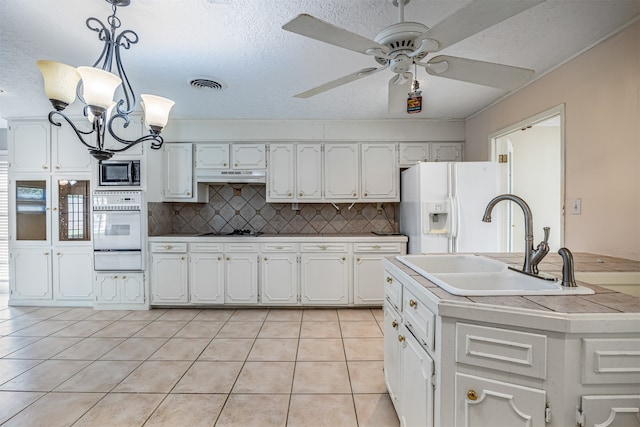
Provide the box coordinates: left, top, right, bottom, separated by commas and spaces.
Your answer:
0, 0, 638, 126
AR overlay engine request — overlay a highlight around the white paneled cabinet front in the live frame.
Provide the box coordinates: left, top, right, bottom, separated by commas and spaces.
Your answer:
431, 142, 463, 162
324, 144, 359, 200
296, 144, 323, 200
195, 144, 230, 169
232, 144, 266, 169
224, 243, 259, 304
360, 143, 398, 200
260, 243, 299, 305
399, 142, 430, 167
400, 324, 435, 427
95, 273, 144, 304
53, 247, 93, 300
10, 248, 52, 300
353, 242, 404, 305
163, 143, 194, 199
150, 252, 189, 304
189, 252, 225, 304
267, 144, 295, 200
300, 243, 350, 305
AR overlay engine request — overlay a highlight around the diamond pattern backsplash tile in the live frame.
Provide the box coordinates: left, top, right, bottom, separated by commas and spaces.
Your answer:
148, 184, 398, 236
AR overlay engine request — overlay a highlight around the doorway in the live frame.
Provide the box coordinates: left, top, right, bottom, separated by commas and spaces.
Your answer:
490, 105, 564, 252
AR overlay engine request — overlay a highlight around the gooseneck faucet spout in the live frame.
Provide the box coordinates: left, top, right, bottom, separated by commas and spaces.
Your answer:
482, 194, 539, 274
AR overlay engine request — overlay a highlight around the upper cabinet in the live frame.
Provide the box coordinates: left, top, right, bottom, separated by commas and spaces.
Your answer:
195, 143, 265, 170
430, 142, 463, 162
162, 143, 207, 202
267, 142, 398, 203
399, 142, 464, 166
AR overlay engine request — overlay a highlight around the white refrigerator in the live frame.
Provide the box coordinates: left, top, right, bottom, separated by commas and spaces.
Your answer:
400, 162, 500, 254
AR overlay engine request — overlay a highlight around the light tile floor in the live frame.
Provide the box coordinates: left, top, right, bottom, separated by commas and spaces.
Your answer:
0, 302, 399, 427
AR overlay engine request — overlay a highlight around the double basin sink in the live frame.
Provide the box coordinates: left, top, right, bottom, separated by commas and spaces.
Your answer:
396, 254, 594, 296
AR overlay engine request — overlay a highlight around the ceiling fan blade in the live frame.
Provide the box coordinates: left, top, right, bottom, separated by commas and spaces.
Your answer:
417, 0, 546, 52
282, 14, 389, 55
388, 74, 413, 114
294, 66, 388, 98
424, 55, 534, 91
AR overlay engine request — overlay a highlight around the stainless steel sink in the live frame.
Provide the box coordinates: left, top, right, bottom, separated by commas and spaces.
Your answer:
396, 254, 594, 296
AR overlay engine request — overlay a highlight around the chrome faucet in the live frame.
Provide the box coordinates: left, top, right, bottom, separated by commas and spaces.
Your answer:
482, 194, 550, 275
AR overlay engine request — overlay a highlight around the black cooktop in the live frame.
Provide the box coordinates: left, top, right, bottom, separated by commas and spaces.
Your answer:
198, 229, 263, 237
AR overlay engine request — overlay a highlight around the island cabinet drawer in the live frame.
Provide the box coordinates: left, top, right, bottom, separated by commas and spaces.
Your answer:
225, 242, 260, 253
582, 338, 640, 385
384, 270, 402, 312
260, 243, 299, 252
456, 323, 547, 380
301, 243, 349, 253
402, 287, 435, 351
354, 242, 403, 253
150, 242, 187, 253
189, 242, 223, 252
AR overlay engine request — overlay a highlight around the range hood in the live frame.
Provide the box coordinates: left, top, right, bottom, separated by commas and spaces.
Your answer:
195, 169, 266, 184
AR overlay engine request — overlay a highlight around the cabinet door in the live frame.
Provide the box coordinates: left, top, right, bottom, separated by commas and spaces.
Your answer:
232, 144, 266, 169
324, 144, 359, 199
151, 253, 188, 303
581, 395, 640, 427
9, 120, 51, 172
53, 177, 91, 244
163, 143, 193, 199
10, 248, 52, 300
353, 254, 388, 305
399, 142, 430, 167
225, 253, 258, 304
190, 252, 225, 304
53, 247, 93, 300
384, 303, 402, 412
195, 144, 229, 169
296, 144, 322, 199
261, 253, 298, 305
267, 144, 295, 200
51, 122, 93, 171
431, 142, 463, 162
95, 274, 120, 303
121, 273, 145, 303
361, 143, 398, 200
300, 254, 349, 305
12, 178, 51, 243
400, 325, 435, 427
454, 373, 546, 427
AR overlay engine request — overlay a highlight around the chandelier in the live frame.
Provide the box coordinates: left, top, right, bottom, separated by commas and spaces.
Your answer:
36, 0, 174, 160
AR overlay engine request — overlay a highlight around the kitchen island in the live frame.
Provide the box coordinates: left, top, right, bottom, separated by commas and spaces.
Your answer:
383, 252, 640, 427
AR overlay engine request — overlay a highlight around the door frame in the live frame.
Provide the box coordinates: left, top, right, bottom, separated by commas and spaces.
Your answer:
488, 104, 566, 251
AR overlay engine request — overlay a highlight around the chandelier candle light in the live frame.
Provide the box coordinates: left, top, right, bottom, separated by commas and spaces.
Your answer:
36, 0, 174, 160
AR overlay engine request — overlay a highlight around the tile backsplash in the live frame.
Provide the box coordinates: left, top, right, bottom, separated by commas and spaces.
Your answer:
148, 184, 398, 236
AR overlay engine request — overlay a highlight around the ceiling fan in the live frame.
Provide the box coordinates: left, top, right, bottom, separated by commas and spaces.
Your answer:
282, 0, 546, 113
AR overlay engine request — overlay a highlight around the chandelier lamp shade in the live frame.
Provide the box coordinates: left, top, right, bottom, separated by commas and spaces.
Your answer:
36, 0, 174, 160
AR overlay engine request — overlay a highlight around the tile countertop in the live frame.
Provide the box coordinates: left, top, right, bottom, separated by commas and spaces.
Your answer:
149, 233, 408, 242
386, 252, 640, 316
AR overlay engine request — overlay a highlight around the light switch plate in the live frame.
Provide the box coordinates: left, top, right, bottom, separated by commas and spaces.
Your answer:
571, 198, 582, 215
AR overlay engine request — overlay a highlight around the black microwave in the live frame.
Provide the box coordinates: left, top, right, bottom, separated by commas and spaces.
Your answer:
99, 160, 141, 186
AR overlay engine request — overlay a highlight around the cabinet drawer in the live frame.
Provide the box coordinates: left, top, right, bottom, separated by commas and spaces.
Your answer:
456, 323, 547, 380
225, 242, 260, 253
189, 242, 224, 252
301, 243, 348, 252
260, 243, 299, 252
403, 287, 435, 351
354, 242, 403, 253
150, 242, 187, 253
582, 338, 640, 384
384, 270, 402, 313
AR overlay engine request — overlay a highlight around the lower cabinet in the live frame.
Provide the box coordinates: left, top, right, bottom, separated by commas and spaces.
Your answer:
579, 395, 640, 427
353, 242, 404, 305
224, 251, 259, 304
260, 243, 299, 305
300, 244, 349, 305
95, 273, 145, 305
53, 247, 94, 301
10, 248, 53, 300
150, 251, 189, 304
189, 251, 225, 304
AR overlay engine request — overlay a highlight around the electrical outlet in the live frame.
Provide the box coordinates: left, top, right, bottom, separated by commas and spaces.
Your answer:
571, 198, 582, 215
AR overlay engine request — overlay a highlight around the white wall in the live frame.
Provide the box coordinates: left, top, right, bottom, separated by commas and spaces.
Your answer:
465, 21, 640, 261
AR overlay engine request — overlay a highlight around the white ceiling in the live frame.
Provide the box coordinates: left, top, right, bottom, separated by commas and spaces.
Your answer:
0, 0, 638, 126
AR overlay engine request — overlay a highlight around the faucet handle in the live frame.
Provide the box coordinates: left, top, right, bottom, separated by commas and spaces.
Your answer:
541, 227, 550, 244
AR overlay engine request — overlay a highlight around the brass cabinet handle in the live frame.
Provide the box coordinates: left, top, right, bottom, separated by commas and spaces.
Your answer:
42, 165, 48, 169
356, 257, 361, 262
352, 193, 357, 197
288, 193, 292, 197
113, 275, 118, 279
223, 163, 227, 167
234, 163, 238, 167
217, 257, 222, 261
55, 165, 60, 169
409, 299, 417, 308
373, 245, 381, 250
398, 335, 405, 342
226, 257, 230, 261
122, 276, 126, 279
164, 245, 173, 250
364, 192, 368, 197
298, 192, 303, 197
180, 257, 185, 261
386, 276, 392, 284
186, 192, 191, 196
264, 257, 268, 261
467, 390, 478, 401
391, 320, 398, 328
319, 245, 328, 250
56, 252, 61, 256
341, 257, 346, 261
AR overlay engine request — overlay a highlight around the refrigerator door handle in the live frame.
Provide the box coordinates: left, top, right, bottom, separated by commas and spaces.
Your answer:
449, 194, 459, 239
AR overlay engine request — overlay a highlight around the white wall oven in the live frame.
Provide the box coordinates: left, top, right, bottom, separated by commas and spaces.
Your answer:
93, 190, 143, 271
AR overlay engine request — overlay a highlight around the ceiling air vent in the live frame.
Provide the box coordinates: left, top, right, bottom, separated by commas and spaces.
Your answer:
189, 78, 227, 91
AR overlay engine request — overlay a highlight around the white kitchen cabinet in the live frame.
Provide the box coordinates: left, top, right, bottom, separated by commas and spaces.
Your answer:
53, 246, 93, 301
360, 143, 398, 200
324, 143, 359, 200
384, 303, 403, 412
10, 248, 52, 300
260, 243, 299, 305
399, 142, 430, 167
195, 143, 230, 169
195, 143, 265, 170
232, 144, 266, 169
454, 373, 546, 427
431, 142, 463, 162
8, 119, 92, 173
400, 324, 435, 427
150, 252, 189, 304
267, 143, 295, 200
296, 144, 323, 200
95, 272, 144, 305
353, 242, 405, 305
189, 248, 225, 304
225, 253, 259, 304
579, 395, 640, 427
300, 243, 350, 305
163, 143, 195, 200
